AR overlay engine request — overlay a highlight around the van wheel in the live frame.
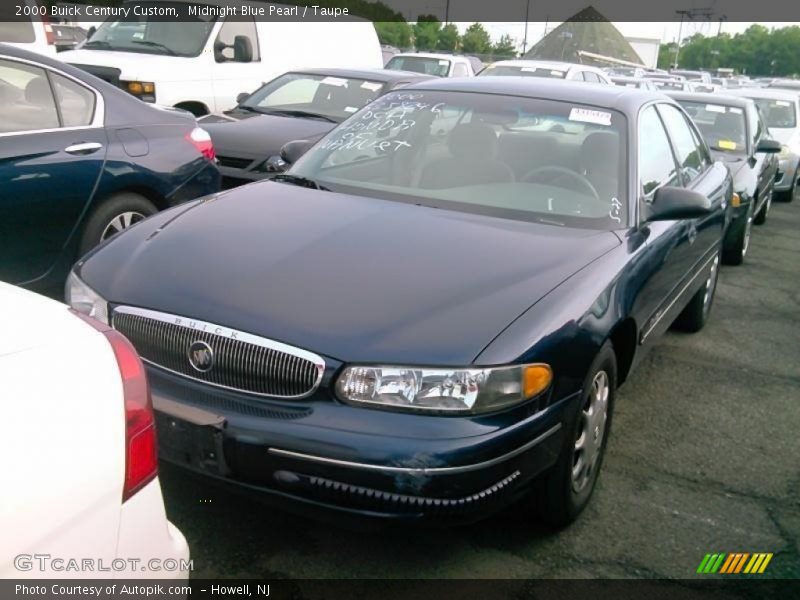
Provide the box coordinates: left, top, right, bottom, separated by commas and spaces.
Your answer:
79, 193, 157, 256
535, 341, 616, 528
672, 251, 720, 333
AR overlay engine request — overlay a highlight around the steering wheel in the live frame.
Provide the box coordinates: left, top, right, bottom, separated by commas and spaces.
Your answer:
522, 166, 600, 203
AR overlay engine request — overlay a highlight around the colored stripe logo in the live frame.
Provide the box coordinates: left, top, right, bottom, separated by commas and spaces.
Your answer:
697, 553, 773, 574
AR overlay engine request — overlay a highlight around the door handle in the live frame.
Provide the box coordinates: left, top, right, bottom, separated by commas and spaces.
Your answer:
64, 142, 103, 155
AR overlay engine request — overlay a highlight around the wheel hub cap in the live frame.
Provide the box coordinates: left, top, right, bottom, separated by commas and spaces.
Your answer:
572, 370, 609, 494
101, 211, 146, 241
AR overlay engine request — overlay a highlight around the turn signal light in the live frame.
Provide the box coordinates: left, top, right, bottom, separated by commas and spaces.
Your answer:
731, 193, 741, 207
523, 364, 553, 398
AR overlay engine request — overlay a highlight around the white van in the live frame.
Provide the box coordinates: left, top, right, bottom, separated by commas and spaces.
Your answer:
0, 1, 58, 58
57, 1, 383, 115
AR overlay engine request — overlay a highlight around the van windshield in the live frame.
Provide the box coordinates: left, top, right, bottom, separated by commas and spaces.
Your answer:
85, 3, 215, 57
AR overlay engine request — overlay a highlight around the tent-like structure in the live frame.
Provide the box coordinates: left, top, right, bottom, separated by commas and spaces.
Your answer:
523, 6, 644, 66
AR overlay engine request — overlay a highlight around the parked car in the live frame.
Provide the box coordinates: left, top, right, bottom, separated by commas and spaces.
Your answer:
385, 52, 476, 77
200, 68, 434, 187
0, 2, 58, 57
726, 87, 800, 202
381, 44, 399, 66
0, 282, 189, 579
57, 0, 383, 115
68, 79, 730, 528
610, 76, 656, 90
651, 79, 702, 92
670, 69, 713, 84
768, 79, 800, 93
605, 66, 646, 79
669, 91, 780, 264
0, 44, 220, 294
480, 60, 612, 84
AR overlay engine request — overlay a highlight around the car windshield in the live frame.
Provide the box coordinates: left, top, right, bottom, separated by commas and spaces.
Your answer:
86, 2, 215, 57
678, 101, 747, 154
241, 73, 385, 122
290, 91, 628, 230
752, 98, 797, 129
385, 56, 450, 77
481, 65, 567, 79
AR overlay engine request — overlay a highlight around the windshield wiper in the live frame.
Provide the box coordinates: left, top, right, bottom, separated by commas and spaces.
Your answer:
83, 40, 113, 50
263, 109, 337, 123
131, 40, 178, 56
272, 174, 329, 191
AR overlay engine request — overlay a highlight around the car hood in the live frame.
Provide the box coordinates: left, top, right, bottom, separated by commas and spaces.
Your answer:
199, 112, 335, 160
59, 48, 197, 81
79, 184, 620, 365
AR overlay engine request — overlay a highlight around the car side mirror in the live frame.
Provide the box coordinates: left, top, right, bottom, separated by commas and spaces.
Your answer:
214, 35, 253, 63
236, 92, 249, 105
280, 139, 315, 165
646, 186, 712, 222
756, 138, 781, 154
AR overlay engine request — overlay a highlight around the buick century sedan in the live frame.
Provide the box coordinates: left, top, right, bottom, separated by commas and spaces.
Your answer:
67, 79, 732, 527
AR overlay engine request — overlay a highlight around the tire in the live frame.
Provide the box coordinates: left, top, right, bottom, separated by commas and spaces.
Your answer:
535, 341, 617, 529
753, 190, 772, 225
672, 250, 721, 333
722, 202, 754, 266
778, 178, 796, 203
79, 192, 158, 256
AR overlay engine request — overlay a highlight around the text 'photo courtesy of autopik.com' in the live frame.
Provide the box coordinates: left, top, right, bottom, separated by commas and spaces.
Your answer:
1, 0, 799, 598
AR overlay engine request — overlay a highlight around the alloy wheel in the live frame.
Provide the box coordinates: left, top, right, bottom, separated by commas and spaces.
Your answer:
703, 254, 720, 312
100, 211, 146, 241
572, 370, 609, 494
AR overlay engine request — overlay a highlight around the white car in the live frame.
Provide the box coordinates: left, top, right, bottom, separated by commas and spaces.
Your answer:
0, 282, 190, 579
385, 52, 476, 77
479, 60, 612, 84
56, 0, 383, 116
0, 1, 58, 58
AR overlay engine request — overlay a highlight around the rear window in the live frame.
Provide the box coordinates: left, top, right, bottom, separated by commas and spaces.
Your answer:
752, 98, 797, 129
481, 65, 566, 79
678, 101, 747, 153
385, 56, 450, 77
0, 21, 36, 43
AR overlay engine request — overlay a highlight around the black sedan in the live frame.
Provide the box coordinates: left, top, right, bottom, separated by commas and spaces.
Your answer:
68, 79, 731, 527
668, 91, 780, 265
0, 44, 220, 294
199, 68, 433, 188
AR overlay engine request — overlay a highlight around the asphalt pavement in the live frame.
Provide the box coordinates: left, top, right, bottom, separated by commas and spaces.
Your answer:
160, 198, 800, 580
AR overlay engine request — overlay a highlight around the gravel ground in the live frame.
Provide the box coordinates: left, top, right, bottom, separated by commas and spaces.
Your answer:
160, 199, 800, 581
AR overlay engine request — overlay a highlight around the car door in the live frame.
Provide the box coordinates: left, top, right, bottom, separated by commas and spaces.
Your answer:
210, 17, 262, 112
657, 102, 726, 276
751, 105, 779, 205
0, 56, 107, 286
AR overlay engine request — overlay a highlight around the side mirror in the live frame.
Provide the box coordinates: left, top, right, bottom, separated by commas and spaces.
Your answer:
756, 138, 781, 154
280, 139, 315, 165
236, 92, 250, 105
646, 186, 712, 222
214, 35, 253, 63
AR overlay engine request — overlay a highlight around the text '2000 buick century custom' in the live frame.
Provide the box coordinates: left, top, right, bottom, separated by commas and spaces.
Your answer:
67, 79, 732, 527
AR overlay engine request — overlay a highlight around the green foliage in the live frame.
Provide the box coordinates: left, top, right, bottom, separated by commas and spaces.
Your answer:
437, 23, 460, 52
375, 21, 412, 48
493, 34, 518, 59
666, 25, 800, 76
461, 23, 492, 55
413, 15, 441, 51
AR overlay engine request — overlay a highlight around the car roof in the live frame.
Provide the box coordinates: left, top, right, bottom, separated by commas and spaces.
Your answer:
728, 87, 800, 101
665, 91, 753, 108
391, 52, 466, 62
402, 77, 669, 113
489, 60, 584, 71
286, 67, 434, 84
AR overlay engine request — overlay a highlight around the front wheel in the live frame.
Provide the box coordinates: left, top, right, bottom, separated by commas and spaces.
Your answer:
753, 190, 772, 225
722, 202, 754, 266
535, 342, 617, 528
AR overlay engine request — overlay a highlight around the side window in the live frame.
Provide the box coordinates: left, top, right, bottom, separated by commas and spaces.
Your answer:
751, 105, 764, 146
657, 104, 705, 184
214, 18, 260, 63
452, 62, 469, 77
638, 105, 680, 197
583, 71, 600, 83
0, 59, 59, 133
51, 73, 96, 127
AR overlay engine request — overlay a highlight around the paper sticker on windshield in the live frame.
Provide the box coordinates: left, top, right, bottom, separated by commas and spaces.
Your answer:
718, 140, 737, 150
321, 77, 348, 87
730, 107, 743, 114
439, 60, 449, 66
521, 67, 538, 72
343, 106, 358, 113
777, 100, 791, 107
569, 108, 611, 126
361, 81, 382, 92
705, 104, 726, 113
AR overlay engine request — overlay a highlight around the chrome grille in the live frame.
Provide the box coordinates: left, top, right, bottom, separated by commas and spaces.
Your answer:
112, 306, 325, 398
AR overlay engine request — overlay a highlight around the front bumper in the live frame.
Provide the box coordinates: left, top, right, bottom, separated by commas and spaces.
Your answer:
149, 367, 573, 523
775, 157, 799, 192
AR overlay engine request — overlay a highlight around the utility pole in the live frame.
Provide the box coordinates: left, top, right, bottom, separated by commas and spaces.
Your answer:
521, 0, 531, 56
445, 0, 450, 24
673, 7, 713, 69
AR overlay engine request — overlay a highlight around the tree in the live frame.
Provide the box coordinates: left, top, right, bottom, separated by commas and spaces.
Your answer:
413, 15, 441, 51
375, 21, 412, 48
461, 23, 492, 55
493, 34, 517, 59
436, 23, 459, 52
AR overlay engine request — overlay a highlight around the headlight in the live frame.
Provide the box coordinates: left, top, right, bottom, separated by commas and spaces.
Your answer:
65, 271, 109, 325
778, 144, 791, 160
335, 363, 552, 414
123, 80, 156, 103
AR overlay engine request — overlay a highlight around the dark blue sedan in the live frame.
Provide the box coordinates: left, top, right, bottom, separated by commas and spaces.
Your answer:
0, 44, 220, 294
67, 78, 732, 527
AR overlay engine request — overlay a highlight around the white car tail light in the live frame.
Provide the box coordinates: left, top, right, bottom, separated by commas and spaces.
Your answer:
186, 127, 216, 161
71, 311, 158, 502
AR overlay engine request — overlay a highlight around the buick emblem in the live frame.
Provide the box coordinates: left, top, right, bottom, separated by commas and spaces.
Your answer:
188, 340, 214, 373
